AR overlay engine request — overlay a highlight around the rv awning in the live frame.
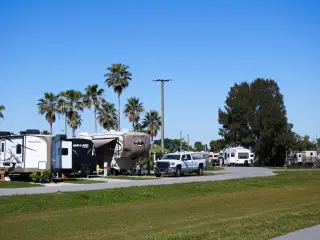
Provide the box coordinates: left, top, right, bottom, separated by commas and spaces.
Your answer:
92, 138, 116, 148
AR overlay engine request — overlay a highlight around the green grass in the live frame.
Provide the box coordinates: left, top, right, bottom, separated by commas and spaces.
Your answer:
54, 178, 103, 184
103, 175, 157, 180
0, 181, 42, 188
204, 166, 225, 171
1, 171, 320, 240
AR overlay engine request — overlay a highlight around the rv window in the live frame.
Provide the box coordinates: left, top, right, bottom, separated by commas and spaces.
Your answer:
231, 152, 235, 157
16, 144, 22, 154
61, 148, 69, 155
238, 152, 249, 159
310, 152, 313, 156
1, 143, 4, 152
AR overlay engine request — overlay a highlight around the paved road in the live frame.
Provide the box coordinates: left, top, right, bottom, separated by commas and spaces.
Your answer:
0, 167, 276, 196
269, 225, 320, 240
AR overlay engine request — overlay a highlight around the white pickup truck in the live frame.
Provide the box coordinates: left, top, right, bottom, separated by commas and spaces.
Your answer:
154, 151, 207, 177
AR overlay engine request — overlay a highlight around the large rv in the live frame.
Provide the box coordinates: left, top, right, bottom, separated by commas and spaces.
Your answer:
0, 130, 52, 174
77, 130, 151, 174
222, 146, 251, 166
52, 134, 98, 175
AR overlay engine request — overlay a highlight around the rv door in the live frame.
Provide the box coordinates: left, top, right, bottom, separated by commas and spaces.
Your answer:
61, 141, 72, 169
0, 140, 5, 161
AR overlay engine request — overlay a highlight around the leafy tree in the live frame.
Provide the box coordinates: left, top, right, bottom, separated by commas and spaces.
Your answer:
153, 138, 192, 152
209, 139, 225, 152
124, 97, 144, 129
84, 84, 105, 133
41, 130, 50, 135
97, 100, 117, 130
218, 78, 294, 166
37, 92, 58, 135
0, 105, 5, 119
194, 141, 203, 152
104, 63, 132, 130
68, 111, 82, 137
142, 110, 161, 142
133, 122, 145, 132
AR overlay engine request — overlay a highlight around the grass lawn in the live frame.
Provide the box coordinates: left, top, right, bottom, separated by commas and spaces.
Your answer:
0, 181, 42, 188
204, 166, 225, 171
1, 171, 320, 240
54, 178, 103, 184
103, 175, 159, 180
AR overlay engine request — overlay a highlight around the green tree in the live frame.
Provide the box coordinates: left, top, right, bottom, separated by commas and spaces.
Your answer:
194, 141, 203, 152
218, 78, 294, 166
133, 122, 145, 132
209, 139, 225, 152
0, 105, 5, 119
97, 101, 117, 130
37, 92, 58, 135
41, 130, 50, 135
124, 97, 144, 129
84, 84, 105, 133
68, 111, 82, 137
104, 63, 132, 130
142, 110, 161, 142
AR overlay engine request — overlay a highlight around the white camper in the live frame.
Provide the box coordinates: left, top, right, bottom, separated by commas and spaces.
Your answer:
77, 130, 150, 174
222, 146, 251, 166
0, 130, 52, 174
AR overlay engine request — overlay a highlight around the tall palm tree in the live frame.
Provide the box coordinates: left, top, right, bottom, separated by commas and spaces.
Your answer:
63, 90, 84, 132
56, 92, 69, 135
123, 97, 144, 129
68, 111, 82, 137
37, 92, 58, 135
104, 63, 132, 130
142, 110, 161, 142
84, 84, 105, 133
133, 122, 145, 132
0, 105, 5, 119
97, 101, 117, 130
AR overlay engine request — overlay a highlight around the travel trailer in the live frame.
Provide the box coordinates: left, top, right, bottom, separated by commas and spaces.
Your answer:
52, 134, 98, 175
77, 130, 151, 174
0, 130, 52, 174
209, 152, 219, 166
222, 146, 251, 166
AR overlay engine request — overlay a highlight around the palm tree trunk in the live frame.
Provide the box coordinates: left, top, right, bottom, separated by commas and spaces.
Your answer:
64, 114, 68, 136
94, 106, 97, 133
72, 128, 75, 137
118, 92, 120, 130
50, 122, 53, 135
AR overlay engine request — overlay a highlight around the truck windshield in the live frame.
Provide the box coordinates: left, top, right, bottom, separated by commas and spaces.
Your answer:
162, 154, 180, 160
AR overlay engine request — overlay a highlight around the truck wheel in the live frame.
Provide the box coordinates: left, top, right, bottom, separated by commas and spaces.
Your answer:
175, 167, 181, 177
197, 165, 203, 176
155, 173, 161, 177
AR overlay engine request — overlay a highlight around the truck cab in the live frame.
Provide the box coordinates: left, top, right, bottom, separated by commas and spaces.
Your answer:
154, 151, 205, 177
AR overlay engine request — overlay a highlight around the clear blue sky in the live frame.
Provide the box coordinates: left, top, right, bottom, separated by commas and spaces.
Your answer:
1, 0, 319, 145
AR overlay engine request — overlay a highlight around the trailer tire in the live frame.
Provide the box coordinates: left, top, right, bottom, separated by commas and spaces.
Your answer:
175, 166, 181, 177
197, 165, 204, 176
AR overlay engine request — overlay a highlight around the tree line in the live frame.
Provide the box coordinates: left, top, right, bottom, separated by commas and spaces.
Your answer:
36, 63, 161, 137
216, 78, 318, 166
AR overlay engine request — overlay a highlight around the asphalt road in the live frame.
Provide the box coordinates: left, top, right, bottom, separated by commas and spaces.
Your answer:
0, 167, 276, 196
269, 225, 320, 240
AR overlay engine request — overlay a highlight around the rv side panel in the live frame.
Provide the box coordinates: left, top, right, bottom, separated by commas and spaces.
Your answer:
61, 141, 72, 169
24, 136, 48, 169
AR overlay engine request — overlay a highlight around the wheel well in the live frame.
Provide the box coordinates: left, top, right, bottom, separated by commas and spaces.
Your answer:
176, 165, 181, 169
199, 163, 203, 168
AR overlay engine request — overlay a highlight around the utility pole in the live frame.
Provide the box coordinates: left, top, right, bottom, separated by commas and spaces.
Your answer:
153, 79, 172, 155
180, 131, 182, 152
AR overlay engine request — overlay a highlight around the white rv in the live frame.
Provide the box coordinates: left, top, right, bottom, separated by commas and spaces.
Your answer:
77, 130, 150, 174
222, 146, 251, 166
209, 152, 219, 166
0, 130, 52, 174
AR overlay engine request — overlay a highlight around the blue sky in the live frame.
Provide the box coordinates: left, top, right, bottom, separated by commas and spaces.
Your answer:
0, 0, 319, 145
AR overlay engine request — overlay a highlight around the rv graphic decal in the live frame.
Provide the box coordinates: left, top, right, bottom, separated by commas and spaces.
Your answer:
73, 144, 90, 148
134, 139, 144, 147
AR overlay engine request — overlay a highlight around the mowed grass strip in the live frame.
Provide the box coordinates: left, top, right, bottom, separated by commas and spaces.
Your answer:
1, 171, 320, 240
0, 181, 42, 188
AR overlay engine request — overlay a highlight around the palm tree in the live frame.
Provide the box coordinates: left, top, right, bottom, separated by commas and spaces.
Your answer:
63, 90, 84, 133
104, 63, 132, 130
142, 110, 161, 142
133, 122, 145, 132
0, 105, 5, 119
56, 92, 69, 135
97, 101, 117, 130
84, 84, 105, 133
41, 130, 50, 135
68, 111, 82, 137
37, 92, 58, 135
123, 97, 144, 129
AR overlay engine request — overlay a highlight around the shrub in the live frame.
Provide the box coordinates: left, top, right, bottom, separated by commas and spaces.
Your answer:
29, 169, 52, 183
29, 171, 40, 182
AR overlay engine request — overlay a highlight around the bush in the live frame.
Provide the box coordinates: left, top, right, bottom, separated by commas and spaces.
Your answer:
29, 169, 52, 183
29, 171, 40, 182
